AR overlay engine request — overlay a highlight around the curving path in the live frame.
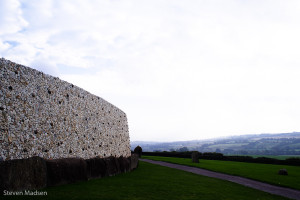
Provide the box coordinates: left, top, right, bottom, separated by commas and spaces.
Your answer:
141, 159, 300, 200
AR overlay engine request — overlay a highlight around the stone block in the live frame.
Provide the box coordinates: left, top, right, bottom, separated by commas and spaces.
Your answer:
278, 168, 288, 175
86, 157, 107, 179
130, 153, 139, 170
191, 151, 200, 163
0, 156, 47, 192
46, 158, 87, 186
118, 156, 131, 173
104, 156, 121, 176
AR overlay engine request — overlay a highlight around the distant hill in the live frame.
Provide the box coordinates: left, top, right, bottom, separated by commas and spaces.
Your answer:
131, 132, 300, 155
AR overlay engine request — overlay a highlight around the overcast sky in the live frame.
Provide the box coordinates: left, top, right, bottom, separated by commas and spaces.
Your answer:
1, 0, 300, 142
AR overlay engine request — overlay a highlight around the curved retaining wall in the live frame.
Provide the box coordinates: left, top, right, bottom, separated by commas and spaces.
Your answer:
0, 58, 131, 161
0, 155, 139, 192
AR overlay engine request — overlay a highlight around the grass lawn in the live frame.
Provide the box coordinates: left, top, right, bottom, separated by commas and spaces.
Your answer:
143, 156, 300, 190
2, 161, 290, 200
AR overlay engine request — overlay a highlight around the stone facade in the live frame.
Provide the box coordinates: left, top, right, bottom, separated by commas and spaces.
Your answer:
0, 58, 131, 161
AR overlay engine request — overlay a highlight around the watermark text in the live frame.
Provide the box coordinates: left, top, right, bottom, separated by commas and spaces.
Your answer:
3, 190, 47, 196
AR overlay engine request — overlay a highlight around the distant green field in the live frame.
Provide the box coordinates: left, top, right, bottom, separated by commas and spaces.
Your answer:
209, 143, 248, 149
143, 156, 300, 190
3, 161, 289, 200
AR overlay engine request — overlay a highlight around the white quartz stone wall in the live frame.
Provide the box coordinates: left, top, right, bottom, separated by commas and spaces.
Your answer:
0, 58, 131, 161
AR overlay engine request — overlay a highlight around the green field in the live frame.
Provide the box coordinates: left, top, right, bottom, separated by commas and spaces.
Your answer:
143, 156, 300, 190
3, 161, 290, 200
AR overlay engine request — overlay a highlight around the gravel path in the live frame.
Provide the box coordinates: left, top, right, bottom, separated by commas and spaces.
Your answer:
141, 159, 300, 200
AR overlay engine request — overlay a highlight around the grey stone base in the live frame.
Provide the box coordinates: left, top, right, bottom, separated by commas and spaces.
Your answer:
0, 157, 47, 192
0, 154, 139, 192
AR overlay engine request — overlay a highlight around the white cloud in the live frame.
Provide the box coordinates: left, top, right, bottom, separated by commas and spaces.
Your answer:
1, 0, 300, 141
0, 0, 28, 35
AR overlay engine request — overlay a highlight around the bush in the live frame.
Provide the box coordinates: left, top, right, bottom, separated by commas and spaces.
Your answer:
200, 152, 224, 160
142, 151, 300, 166
134, 146, 143, 158
142, 151, 193, 158
284, 158, 300, 166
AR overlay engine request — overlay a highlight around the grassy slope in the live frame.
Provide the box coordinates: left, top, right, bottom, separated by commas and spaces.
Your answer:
143, 156, 300, 190
3, 162, 290, 200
